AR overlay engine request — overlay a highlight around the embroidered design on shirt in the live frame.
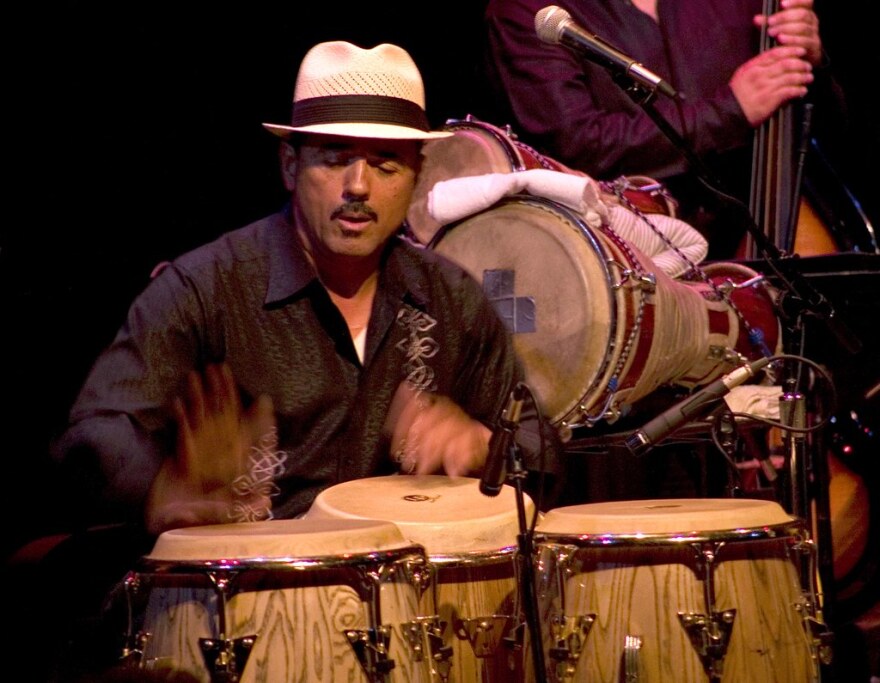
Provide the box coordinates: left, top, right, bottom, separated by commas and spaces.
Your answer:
395, 305, 439, 392
228, 427, 288, 523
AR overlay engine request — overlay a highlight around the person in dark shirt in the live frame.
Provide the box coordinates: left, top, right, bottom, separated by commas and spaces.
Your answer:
31, 38, 558, 682
483, 0, 823, 258
55, 40, 554, 536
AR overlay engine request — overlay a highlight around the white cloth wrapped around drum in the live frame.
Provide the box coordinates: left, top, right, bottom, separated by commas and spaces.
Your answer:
307, 474, 536, 682
426, 169, 709, 279
133, 518, 434, 682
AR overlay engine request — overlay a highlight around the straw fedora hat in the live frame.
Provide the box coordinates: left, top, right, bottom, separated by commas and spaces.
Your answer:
263, 41, 452, 141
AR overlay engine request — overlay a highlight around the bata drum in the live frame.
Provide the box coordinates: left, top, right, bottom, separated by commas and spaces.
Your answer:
530, 499, 822, 682
407, 116, 582, 245
429, 196, 780, 429
406, 116, 677, 246
308, 475, 534, 682
126, 519, 434, 683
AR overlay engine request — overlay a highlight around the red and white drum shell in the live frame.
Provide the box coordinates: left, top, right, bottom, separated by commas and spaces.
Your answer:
430, 196, 780, 428
674, 261, 782, 388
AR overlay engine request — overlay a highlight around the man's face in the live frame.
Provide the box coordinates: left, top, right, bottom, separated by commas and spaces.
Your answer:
286, 134, 421, 264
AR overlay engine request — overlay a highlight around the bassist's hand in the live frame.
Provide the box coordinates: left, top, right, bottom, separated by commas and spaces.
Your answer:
754, 0, 823, 66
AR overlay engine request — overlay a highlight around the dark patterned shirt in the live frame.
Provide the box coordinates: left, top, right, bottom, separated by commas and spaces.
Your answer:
56, 210, 528, 523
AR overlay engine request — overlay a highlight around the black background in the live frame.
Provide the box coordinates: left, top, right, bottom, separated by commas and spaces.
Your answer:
4, 1, 878, 558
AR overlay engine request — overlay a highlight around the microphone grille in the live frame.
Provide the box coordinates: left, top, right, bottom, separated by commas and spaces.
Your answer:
535, 5, 571, 44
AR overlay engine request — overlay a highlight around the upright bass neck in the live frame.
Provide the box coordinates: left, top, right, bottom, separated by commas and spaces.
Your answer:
746, 0, 800, 259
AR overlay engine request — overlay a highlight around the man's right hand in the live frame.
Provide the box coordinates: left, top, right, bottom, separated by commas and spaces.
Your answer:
145, 362, 277, 535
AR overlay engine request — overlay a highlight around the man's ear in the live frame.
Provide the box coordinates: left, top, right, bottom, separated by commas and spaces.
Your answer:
280, 143, 297, 191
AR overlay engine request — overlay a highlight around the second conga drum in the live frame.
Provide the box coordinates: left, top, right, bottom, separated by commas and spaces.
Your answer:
530, 499, 821, 682
307, 475, 534, 682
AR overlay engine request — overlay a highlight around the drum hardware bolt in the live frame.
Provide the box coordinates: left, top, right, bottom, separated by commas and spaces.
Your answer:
723, 274, 766, 291
121, 571, 148, 666
401, 616, 450, 664
455, 615, 511, 658
677, 610, 736, 680
404, 559, 434, 599
547, 613, 595, 682
346, 626, 397, 681
503, 620, 526, 652
119, 631, 150, 667
806, 617, 835, 667
609, 263, 656, 293
198, 570, 256, 682
623, 634, 643, 683
637, 272, 657, 292
199, 635, 257, 683
404, 617, 453, 681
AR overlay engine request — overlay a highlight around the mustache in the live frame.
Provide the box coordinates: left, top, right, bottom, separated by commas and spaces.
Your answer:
331, 201, 378, 221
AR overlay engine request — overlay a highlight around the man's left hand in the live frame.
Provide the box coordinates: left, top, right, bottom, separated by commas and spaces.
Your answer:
756, 0, 823, 66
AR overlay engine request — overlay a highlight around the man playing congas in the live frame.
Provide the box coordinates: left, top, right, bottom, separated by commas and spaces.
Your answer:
55, 41, 557, 536
43, 39, 560, 682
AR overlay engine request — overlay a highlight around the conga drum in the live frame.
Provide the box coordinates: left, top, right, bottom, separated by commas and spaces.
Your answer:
307, 475, 534, 682
530, 499, 821, 682
128, 518, 434, 682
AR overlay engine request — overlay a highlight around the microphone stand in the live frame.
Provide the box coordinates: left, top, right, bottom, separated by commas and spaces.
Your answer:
497, 430, 548, 683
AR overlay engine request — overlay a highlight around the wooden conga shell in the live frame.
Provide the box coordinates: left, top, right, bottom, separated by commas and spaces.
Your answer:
308, 475, 534, 682
136, 518, 432, 682
530, 499, 819, 683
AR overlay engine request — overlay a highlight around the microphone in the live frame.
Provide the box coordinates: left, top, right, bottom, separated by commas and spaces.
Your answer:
480, 382, 528, 497
625, 357, 773, 456
535, 5, 679, 100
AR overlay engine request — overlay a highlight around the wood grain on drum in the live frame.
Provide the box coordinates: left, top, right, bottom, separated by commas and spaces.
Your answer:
136, 519, 434, 682
528, 500, 820, 682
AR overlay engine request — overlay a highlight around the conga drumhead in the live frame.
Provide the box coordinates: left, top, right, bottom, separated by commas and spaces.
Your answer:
307, 475, 533, 556
537, 498, 797, 536
407, 122, 524, 245
145, 518, 409, 561
431, 199, 616, 424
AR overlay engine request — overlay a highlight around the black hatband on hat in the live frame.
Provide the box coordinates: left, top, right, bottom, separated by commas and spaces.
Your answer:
291, 95, 431, 132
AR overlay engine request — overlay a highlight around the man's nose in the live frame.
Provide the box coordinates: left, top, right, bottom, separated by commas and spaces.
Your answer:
343, 158, 370, 198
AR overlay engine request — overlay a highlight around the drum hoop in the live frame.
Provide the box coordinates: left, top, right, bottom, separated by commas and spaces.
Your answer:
427, 545, 517, 568
442, 118, 526, 171
534, 520, 805, 548
138, 543, 427, 575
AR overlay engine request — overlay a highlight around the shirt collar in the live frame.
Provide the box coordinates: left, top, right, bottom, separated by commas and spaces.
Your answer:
264, 208, 316, 305
263, 207, 431, 311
